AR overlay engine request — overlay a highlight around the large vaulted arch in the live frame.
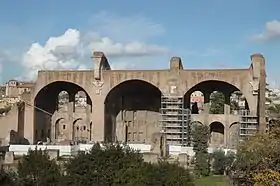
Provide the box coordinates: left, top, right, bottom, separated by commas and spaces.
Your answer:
33, 81, 92, 143
104, 79, 162, 143
184, 80, 250, 112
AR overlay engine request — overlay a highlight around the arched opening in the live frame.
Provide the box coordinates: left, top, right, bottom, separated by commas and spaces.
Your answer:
189, 91, 204, 114
104, 80, 162, 143
230, 91, 249, 114
34, 81, 92, 144
74, 91, 88, 112
209, 91, 225, 114
73, 118, 84, 143
57, 91, 69, 111
89, 122, 93, 141
191, 121, 203, 126
229, 122, 240, 149
184, 80, 249, 115
209, 122, 224, 147
54, 118, 66, 140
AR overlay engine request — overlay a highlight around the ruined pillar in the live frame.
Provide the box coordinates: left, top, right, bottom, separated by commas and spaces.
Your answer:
68, 93, 75, 140
203, 91, 211, 125
23, 97, 34, 144
51, 118, 56, 143
251, 54, 266, 133
90, 51, 110, 142
224, 93, 231, 148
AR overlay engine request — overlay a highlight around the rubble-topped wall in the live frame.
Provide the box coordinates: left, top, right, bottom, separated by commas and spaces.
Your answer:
0, 102, 28, 145
0, 104, 19, 145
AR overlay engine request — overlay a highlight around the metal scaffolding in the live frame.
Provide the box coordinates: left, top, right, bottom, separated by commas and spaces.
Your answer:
238, 109, 269, 142
238, 110, 258, 141
159, 96, 191, 146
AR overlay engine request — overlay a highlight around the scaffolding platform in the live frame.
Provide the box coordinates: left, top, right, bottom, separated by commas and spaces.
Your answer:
238, 110, 269, 141
159, 96, 191, 146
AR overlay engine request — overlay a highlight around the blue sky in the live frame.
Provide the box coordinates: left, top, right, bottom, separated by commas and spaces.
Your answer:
0, 0, 280, 86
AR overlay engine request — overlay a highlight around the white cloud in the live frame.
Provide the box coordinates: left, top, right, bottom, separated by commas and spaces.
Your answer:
251, 20, 280, 42
21, 14, 168, 80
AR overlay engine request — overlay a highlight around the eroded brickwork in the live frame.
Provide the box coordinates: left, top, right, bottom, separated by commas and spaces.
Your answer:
0, 51, 266, 149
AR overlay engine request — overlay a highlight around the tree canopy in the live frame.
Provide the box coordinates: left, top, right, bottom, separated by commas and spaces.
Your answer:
65, 142, 194, 186
229, 124, 280, 185
210, 92, 225, 114
0, 143, 195, 186
17, 148, 62, 186
211, 149, 235, 175
192, 124, 211, 177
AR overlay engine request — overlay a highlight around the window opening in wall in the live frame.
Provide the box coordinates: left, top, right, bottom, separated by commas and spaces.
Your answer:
133, 132, 137, 141
35, 130, 38, 141
127, 132, 131, 142
83, 126, 86, 130
125, 125, 128, 142
89, 122, 92, 141
63, 125, 66, 129
41, 130, 44, 139
47, 129, 51, 138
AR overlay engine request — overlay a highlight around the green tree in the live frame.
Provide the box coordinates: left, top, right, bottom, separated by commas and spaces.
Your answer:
17, 148, 62, 186
210, 92, 225, 114
211, 149, 235, 175
118, 161, 194, 186
64, 142, 144, 186
146, 161, 194, 186
192, 124, 211, 177
229, 126, 280, 185
268, 103, 280, 114
211, 150, 227, 175
65, 142, 194, 186
0, 166, 18, 186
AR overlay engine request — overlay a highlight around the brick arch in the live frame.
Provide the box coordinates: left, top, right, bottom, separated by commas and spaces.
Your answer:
33, 79, 91, 101
191, 121, 204, 125
184, 79, 252, 111
105, 79, 163, 103
183, 70, 248, 92
72, 118, 83, 141
104, 79, 163, 142
229, 121, 240, 128
209, 121, 225, 147
53, 118, 66, 140
33, 81, 92, 143
209, 121, 225, 127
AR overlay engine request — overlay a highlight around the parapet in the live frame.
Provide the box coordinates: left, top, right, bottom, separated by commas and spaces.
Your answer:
170, 56, 183, 70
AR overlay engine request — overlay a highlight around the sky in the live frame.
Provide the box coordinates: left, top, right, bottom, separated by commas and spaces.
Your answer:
0, 0, 280, 87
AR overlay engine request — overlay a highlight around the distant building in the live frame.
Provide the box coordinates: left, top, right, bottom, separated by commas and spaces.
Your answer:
0, 80, 35, 106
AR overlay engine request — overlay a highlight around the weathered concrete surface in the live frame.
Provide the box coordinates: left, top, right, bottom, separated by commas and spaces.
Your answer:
0, 51, 266, 149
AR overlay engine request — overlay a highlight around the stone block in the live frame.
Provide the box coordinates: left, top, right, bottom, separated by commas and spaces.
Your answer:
4, 152, 14, 164
46, 149, 59, 160
142, 152, 158, 163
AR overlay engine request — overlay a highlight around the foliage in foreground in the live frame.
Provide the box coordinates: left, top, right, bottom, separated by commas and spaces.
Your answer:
229, 123, 280, 185
0, 166, 17, 186
17, 148, 62, 186
211, 149, 235, 175
64, 143, 194, 186
0, 143, 194, 186
192, 124, 211, 177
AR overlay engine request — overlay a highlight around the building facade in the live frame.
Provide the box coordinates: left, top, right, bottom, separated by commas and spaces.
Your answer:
0, 51, 267, 150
